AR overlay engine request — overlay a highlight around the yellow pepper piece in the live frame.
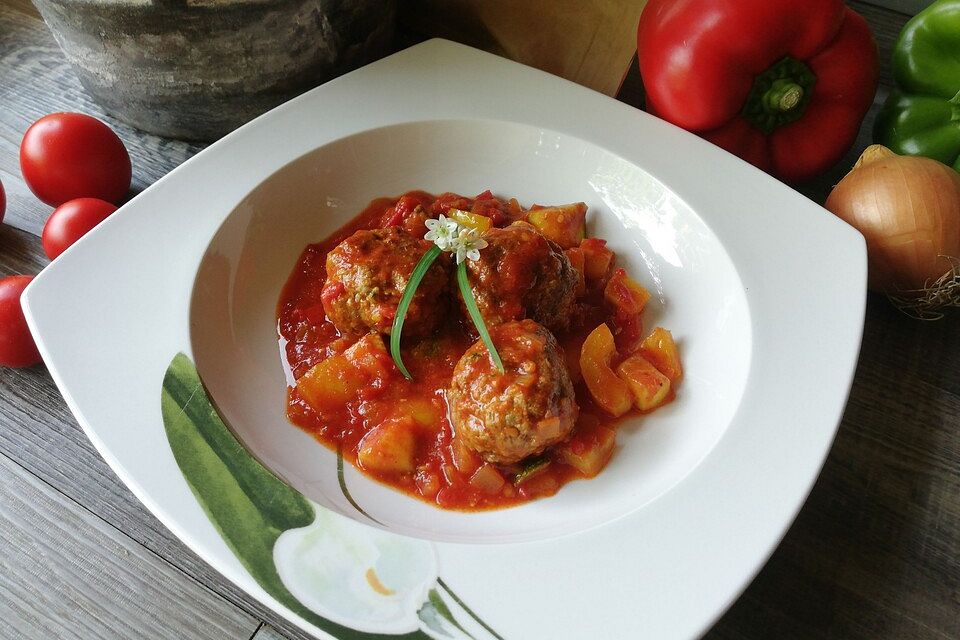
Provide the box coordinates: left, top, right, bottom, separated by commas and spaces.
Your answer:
448, 208, 493, 233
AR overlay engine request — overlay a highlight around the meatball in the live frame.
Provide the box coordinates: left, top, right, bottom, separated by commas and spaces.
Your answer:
448, 319, 578, 465
322, 227, 450, 337
460, 221, 577, 333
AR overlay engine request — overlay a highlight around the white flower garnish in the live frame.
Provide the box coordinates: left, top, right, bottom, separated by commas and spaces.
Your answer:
452, 227, 488, 264
423, 214, 459, 251
424, 214, 488, 264
415, 212, 504, 373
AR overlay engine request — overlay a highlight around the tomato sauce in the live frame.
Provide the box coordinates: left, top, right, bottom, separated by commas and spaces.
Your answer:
277, 190, 676, 511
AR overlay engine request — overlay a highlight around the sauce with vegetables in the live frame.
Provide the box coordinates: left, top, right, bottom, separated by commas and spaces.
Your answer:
278, 190, 682, 510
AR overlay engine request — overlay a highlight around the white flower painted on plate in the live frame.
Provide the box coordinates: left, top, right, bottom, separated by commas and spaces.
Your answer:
274, 509, 438, 635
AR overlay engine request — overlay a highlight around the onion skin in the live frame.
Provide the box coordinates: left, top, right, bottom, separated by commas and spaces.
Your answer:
826, 145, 960, 293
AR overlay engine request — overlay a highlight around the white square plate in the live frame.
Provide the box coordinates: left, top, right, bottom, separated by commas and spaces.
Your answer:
23, 40, 865, 640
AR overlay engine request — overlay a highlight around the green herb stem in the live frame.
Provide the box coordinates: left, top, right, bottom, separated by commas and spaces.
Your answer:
391, 245, 442, 379
457, 262, 505, 374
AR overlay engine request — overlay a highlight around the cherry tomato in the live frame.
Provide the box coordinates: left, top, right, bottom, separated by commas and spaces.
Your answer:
0, 276, 41, 368
42, 197, 118, 260
0, 179, 5, 224
20, 113, 131, 206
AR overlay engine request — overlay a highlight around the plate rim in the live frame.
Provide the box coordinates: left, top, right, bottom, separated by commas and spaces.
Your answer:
21, 38, 867, 640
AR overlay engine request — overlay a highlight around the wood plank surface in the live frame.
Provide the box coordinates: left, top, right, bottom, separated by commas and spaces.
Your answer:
0, 449, 260, 640
252, 625, 289, 640
1, 1, 958, 639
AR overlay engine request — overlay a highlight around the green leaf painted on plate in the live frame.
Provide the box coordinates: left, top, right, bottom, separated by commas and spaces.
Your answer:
161, 353, 429, 640
437, 579, 506, 640
417, 589, 464, 639
428, 588, 474, 639
163, 353, 313, 530
337, 444, 383, 525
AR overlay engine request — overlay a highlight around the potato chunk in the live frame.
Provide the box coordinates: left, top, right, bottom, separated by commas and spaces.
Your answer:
450, 437, 481, 476
580, 237, 614, 282
526, 203, 587, 248
616, 354, 671, 411
395, 397, 443, 431
357, 417, 417, 474
468, 464, 506, 495
556, 423, 616, 477
296, 354, 364, 412
296, 333, 393, 412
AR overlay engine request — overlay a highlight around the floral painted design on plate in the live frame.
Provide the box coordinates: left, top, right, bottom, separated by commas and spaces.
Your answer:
161, 353, 502, 640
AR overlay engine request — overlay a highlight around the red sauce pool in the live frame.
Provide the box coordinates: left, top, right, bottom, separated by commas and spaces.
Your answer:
277, 190, 669, 510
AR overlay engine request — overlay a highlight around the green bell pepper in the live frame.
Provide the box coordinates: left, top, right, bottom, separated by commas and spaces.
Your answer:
874, 0, 960, 170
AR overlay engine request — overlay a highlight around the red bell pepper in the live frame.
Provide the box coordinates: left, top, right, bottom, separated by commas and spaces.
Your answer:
637, 0, 879, 183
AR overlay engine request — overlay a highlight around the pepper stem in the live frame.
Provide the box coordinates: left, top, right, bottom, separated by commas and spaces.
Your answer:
763, 81, 804, 113
741, 57, 816, 134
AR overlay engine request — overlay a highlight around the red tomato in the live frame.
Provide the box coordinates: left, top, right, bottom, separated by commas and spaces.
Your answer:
42, 198, 118, 260
0, 276, 41, 368
20, 113, 131, 206
0, 179, 5, 224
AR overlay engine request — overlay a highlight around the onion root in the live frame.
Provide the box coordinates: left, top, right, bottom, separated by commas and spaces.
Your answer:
888, 256, 960, 320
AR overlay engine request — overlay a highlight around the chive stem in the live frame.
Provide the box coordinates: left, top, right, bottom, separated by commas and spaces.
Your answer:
457, 262, 505, 374
391, 245, 442, 379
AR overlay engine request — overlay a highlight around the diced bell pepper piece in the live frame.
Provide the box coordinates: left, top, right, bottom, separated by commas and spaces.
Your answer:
448, 208, 493, 234
604, 268, 651, 318
579, 323, 632, 416
639, 327, 682, 382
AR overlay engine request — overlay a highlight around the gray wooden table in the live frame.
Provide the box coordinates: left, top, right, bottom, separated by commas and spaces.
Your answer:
1, 1, 958, 638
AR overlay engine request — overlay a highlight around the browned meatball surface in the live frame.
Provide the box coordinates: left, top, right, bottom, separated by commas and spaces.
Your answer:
448, 319, 578, 465
321, 227, 450, 337
460, 221, 577, 333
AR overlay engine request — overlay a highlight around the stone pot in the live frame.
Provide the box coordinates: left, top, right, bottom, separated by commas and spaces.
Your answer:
32, 0, 396, 141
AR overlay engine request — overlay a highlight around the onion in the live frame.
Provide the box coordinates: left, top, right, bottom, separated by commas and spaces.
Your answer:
825, 145, 960, 319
